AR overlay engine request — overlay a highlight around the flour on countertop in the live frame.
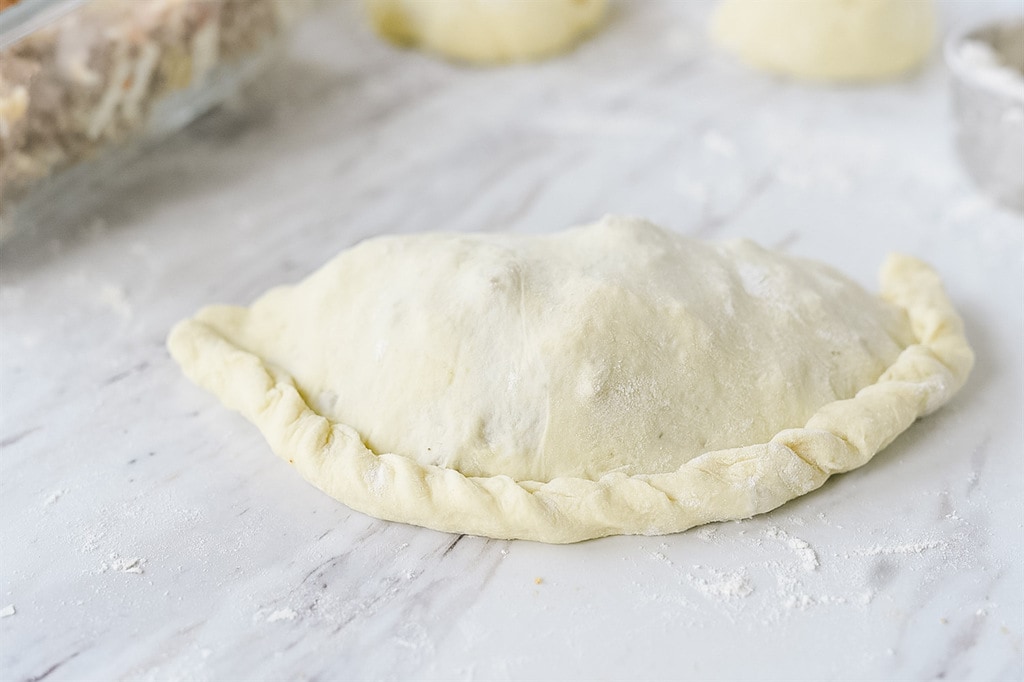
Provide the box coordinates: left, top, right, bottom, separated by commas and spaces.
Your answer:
641, 517, 958, 625
80, 531, 105, 553
854, 540, 945, 556
43, 489, 68, 506
695, 527, 719, 541
266, 608, 298, 623
99, 554, 145, 574
765, 526, 819, 571
687, 566, 754, 600
771, 568, 874, 613
815, 512, 844, 529
0, 605, 15, 618
648, 546, 753, 601
781, 589, 874, 611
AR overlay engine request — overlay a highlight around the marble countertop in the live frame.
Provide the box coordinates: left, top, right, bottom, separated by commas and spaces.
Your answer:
2, 1, 1022, 679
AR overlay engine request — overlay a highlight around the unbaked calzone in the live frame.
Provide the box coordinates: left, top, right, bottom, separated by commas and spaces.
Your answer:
168, 216, 973, 543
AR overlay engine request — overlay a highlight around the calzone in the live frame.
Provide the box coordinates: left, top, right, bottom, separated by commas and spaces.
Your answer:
168, 216, 973, 543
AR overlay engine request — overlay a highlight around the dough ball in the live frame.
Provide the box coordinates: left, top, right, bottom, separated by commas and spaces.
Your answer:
365, 0, 608, 64
711, 0, 936, 82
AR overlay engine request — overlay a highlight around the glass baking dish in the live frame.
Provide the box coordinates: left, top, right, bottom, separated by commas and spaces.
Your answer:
0, 0, 308, 239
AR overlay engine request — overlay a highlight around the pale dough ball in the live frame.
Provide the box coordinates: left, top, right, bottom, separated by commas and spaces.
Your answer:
366, 0, 608, 64
711, 0, 936, 82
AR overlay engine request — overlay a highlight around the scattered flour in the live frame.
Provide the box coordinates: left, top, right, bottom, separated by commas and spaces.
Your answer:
781, 590, 874, 611
43, 489, 68, 507
695, 527, 719, 541
687, 566, 754, 600
765, 526, 819, 571
80, 531, 105, 553
0, 605, 15, 618
815, 512, 844, 529
266, 608, 298, 623
100, 554, 145, 574
854, 540, 944, 556
648, 511, 975, 628
773, 568, 875, 612
649, 547, 753, 601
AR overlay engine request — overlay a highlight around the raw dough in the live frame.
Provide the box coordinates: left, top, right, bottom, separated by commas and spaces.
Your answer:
711, 0, 936, 82
365, 0, 607, 64
168, 216, 973, 543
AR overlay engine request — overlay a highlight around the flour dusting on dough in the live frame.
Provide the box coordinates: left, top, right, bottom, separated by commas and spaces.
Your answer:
364, 461, 387, 497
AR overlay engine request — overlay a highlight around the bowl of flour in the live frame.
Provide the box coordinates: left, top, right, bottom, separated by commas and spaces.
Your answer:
946, 17, 1024, 211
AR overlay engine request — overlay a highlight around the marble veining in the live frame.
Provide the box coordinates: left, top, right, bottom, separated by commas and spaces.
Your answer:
1, 1, 1022, 680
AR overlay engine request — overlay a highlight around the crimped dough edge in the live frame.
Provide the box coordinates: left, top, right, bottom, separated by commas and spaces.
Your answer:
167, 253, 973, 544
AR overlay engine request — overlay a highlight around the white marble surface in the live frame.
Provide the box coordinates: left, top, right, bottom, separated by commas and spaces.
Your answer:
2, 1, 1022, 680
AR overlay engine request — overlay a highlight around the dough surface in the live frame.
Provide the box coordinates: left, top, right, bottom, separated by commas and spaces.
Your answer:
168, 216, 973, 543
365, 0, 607, 64
711, 0, 936, 82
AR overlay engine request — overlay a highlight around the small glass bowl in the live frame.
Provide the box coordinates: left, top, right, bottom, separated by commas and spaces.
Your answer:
945, 17, 1024, 212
